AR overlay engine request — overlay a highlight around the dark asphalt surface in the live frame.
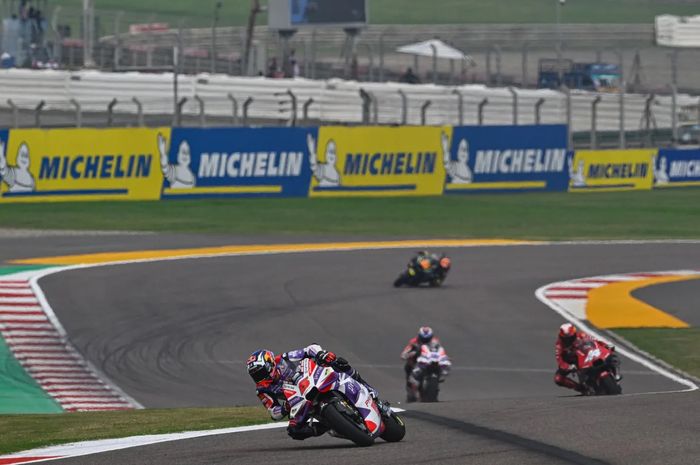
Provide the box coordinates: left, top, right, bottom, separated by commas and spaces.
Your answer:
634, 278, 700, 327
3, 237, 700, 464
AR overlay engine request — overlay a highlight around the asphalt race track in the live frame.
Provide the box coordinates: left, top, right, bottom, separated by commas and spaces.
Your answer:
6, 235, 700, 464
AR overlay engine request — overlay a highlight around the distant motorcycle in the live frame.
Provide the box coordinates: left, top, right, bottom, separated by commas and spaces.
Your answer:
394, 253, 451, 288
283, 358, 406, 446
411, 342, 451, 402
574, 340, 622, 395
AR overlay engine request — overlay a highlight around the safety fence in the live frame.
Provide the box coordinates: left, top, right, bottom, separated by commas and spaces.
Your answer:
1, 69, 699, 149
0, 125, 697, 203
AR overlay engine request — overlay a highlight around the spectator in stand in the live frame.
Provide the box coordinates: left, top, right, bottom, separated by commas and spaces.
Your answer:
400, 67, 420, 84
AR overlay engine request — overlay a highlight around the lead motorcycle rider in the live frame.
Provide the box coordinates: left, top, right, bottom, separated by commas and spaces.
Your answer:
247, 344, 390, 440
554, 323, 619, 393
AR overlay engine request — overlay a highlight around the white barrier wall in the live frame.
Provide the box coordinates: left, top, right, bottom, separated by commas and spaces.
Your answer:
0, 68, 696, 131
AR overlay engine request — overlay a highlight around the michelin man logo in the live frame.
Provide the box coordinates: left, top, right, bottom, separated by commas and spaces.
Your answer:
158, 133, 195, 189
308, 134, 340, 187
568, 154, 586, 188
653, 154, 669, 185
442, 132, 473, 184
0, 139, 36, 194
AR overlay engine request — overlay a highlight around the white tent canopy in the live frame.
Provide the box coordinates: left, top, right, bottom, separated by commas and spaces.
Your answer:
396, 39, 471, 61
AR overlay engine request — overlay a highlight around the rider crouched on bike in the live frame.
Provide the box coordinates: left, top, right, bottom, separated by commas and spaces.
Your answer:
247, 344, 389, 440
400, 326, 450, 402
412, 251, 451, 278
554, 323, 619, 394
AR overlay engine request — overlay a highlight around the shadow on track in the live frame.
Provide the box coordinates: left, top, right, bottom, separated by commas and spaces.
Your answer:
404, 411, 611, 465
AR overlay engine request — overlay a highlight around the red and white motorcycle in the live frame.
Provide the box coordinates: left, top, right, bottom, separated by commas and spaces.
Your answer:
283, 358, 406, 446
574, 340, 622, 395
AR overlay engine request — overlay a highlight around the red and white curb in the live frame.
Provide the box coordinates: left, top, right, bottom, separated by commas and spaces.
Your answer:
538, 270, 700, 321
0, 270, 141, 412
536, 270, 699, 393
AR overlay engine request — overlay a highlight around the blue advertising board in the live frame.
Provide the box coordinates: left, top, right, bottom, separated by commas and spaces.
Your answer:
443, 125, 569, 193
161, 127, 315, 199
654, 148, 700, 188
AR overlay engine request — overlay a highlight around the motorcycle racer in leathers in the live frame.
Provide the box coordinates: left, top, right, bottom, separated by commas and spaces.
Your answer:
554, 323, 619, 393
401, 326, 449, 402
247, 344, 389, 440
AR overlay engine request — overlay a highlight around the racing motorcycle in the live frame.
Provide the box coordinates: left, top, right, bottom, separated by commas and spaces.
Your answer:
574, 340, 622, 395
393, 253, 451, 288
411, 342, 451, 402
283, 358, 406, 446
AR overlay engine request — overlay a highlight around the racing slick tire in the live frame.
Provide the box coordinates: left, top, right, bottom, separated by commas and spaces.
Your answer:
599, 374, 622, 395
322, 400, 374, 447
380, 412, 406, 442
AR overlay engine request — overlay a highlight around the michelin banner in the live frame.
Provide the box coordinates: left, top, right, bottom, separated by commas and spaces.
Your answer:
568, 149, 655, 192
443, 125, 569, 193
309, 126, 446, 197
653, 149, 700, 188
0, 128, 166, 202
161, 128, 314, 198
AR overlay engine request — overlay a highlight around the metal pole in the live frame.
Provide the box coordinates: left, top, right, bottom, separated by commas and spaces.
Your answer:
430, 43, 437, 84
311, 29, 317, 79
671, 50, 678, 88
114, 11, 123, 71
194, 95, 206, 127
303, 98, 314, 124
617, 49, 626, 149
286, 89, 297, 127
176, 97, 188, 127
495, 45, 502, 87
561, 85, 572, 150
643, 94, 655, 147
242, 97, 253, 125
535, 98, 545, 125
478, 98, 488, 125
132, 97, 144, 127
228, 93, 239, 125
6, 99, 18, 128
107, 98, 117, 127
70, 98, 82, 127
173, 23, 183, 125
670, 84, 678, 147
211, 2, 222, 74
397, 89, 408, 125
591, 95, 601, 149
379, 31, 385, 82
556, 0, 564, 84
452, 89, 464, 125
508, 86, 518, 125
421, 100, 432, 125
521, 43, 528, 88
359, 89, 371, 124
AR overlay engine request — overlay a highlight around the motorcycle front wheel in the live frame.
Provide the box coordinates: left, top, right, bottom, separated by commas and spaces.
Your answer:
380, 412, 406, 442
421, 375, 440, 402
322, 400, 374, 447
598, 374, 622, 395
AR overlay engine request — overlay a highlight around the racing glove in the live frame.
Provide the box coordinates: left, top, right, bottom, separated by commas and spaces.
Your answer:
316, 350, 337, 366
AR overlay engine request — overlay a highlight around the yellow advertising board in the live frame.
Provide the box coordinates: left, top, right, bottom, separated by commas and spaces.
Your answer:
568, 149, 656, 192
0, 128, 168, 202
308, 126, 447, 197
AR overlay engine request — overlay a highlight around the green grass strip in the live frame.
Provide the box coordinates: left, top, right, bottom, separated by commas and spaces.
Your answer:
613, 328, 700, 380
0, 407, 270, 455
0, 190, 699, 239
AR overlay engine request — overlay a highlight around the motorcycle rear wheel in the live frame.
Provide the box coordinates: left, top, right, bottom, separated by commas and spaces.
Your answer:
380, 412, 406, 442
322, 401, 375, 447
599, 374, 622, 395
